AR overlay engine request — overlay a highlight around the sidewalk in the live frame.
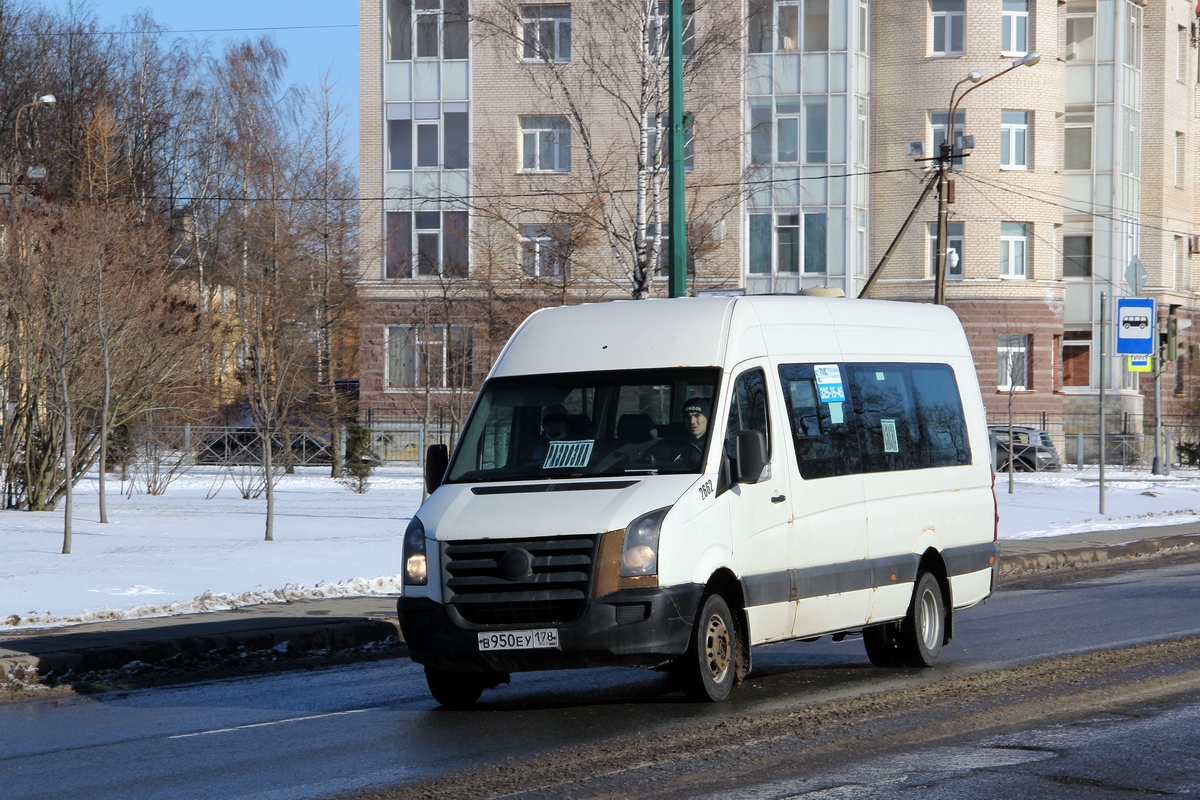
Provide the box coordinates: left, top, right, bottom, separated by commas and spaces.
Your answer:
4, 527, 1199, 685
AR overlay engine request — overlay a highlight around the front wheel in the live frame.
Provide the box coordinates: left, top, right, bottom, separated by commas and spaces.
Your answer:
424, 667, 494, 709
899, 572, 946, 667
683, 593, 738, 702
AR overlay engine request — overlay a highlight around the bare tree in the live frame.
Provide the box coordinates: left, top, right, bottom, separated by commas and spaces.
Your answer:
472, 0, 744, 298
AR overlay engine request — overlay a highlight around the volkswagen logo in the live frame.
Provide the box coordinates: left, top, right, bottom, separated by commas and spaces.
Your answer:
498, 548, 533, 581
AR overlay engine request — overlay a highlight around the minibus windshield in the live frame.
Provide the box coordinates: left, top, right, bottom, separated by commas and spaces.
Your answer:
445, 368, 721, 483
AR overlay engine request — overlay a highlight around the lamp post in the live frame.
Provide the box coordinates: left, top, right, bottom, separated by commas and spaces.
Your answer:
13, 93, 56, 161
934, 52, 1039, 305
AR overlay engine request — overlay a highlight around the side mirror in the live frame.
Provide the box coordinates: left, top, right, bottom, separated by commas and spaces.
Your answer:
735, 430, 769, 484
424, 444, 449, 494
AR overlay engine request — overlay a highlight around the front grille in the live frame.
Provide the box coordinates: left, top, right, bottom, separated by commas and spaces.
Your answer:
443, 535, 598, 625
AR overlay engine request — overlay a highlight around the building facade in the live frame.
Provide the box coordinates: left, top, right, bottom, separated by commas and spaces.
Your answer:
359, 0, 1200, 447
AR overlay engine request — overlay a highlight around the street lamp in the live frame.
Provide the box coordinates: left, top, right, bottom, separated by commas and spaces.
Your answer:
934, 53, 1039, 304
13, 93, 56, 157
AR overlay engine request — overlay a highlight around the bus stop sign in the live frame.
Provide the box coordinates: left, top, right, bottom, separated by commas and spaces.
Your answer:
1115, 297, 1155, 355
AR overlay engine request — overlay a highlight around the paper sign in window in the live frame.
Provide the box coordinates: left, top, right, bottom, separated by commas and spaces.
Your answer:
543, 440, 594, 469
814, 364, 845, 403
881, 419, 899, 453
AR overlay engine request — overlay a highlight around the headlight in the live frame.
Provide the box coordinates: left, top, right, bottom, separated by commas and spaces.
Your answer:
403, 517, 428, 585
620, 507, 670, 578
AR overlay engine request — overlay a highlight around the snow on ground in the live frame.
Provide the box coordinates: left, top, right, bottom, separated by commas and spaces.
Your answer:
2, 464, 1200, 629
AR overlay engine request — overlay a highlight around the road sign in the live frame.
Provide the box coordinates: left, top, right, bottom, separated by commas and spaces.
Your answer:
1125, 257, 1147, 295
1127, 355, 1152, 373
1115, 297, 1155, 355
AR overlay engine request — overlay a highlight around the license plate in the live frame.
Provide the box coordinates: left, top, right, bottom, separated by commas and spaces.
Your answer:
477, 629, 559, 651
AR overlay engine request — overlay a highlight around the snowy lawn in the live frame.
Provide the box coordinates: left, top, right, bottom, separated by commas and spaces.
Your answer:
2, 464, 1199, 628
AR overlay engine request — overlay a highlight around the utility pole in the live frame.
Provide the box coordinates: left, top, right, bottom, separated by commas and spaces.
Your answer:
667, 0, 686, 298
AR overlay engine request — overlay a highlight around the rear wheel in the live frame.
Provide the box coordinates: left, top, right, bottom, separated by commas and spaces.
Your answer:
899, 572, 946, 667
862, 622, 903, 667
424, 667, 492, 709
683, 593, 737, 702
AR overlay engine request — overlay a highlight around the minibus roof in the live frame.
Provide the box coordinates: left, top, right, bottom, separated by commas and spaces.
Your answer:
489, 296, 967, 378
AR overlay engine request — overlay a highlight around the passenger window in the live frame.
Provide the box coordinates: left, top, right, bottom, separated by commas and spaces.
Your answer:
778, 361, 970, 480
724, 369, 770, 462
778, 363, 861, 480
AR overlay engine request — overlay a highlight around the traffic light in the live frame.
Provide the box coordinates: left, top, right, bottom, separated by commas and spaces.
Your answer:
1167, 316, 1179, 361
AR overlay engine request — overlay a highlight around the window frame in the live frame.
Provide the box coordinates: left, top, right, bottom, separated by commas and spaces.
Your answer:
1001, 0, 1029, 56
930, 110, 965, 169
384, 209, 470, 279
521, 4, 572, 63
930, 1, 965, 57
927, 221, 965, 279
1000, 222, 1028, 279
386, 323, 475, 390
520, 115, 572, 173
1000, 110, 1029, 170
520, 223, 572, 278
997, 333, 1030, 391
1062, 233, 1092, 279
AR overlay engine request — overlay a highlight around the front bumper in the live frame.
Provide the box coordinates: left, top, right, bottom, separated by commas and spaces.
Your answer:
397, 584, 703, 674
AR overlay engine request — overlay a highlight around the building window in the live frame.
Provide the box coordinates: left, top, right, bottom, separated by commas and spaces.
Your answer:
1001, 0, 1029, 55
928, 221, 965, 279
804, 212, 827, 274
1000, 110, 1028, 169
1063, 234, 1092, 278
647, 113, 695, 171
388, 103, 470, 171
748, 212, 827, 275
521, 224, 571, 277
1064, 109, 1093, 171
1179, 25, 1189, 82
1000, 222, 1027, 279
930, 110, 965, 168
521, 115, 571, 172
522, 4, 571, 62
648, 2, 695, 58
930, 0, 964, 56
387, 324, 474, 390
1065, 14, 1094, 62
748, 0, 773, 53
1176, 132, 1185, 188
804, 0, 829, 50
1061, 330, 1091, 387
384, 210, 469, 279
998, 334, 1030, 390
805, 97, 828, 163
388, 0, 468, 61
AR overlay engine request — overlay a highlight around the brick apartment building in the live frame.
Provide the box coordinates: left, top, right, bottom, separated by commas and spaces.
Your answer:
359, 0, 1200, 448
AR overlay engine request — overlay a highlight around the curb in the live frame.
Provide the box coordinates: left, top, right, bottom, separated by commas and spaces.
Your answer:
2, 613, 402, 685
999, 533, 1200, 577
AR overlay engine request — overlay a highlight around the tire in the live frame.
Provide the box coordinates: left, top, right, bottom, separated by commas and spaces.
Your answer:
862, 622, 904, 667
899, 572, 946, 667
683, 593, 738, 702
424, 666, 487, 709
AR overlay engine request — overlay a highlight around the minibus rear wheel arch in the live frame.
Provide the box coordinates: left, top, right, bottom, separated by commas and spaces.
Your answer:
916, 549, 953, 644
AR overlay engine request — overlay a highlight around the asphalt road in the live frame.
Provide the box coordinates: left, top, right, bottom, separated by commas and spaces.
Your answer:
2, 560, 1200, 800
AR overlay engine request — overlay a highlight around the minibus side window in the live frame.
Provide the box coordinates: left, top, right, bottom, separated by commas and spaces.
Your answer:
778, 363, 861, 480
724, 369, 770, 468
909, 365, 971, 467
844, 364, 921, 473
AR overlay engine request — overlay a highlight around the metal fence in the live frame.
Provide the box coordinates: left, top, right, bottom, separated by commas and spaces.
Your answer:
988, 412, 1200, 471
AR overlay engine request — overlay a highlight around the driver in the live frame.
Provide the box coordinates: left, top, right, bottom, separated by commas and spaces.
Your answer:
680, 396, 710, 469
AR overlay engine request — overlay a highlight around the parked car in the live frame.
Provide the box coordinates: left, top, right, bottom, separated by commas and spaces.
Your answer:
989, 426, 1061, 472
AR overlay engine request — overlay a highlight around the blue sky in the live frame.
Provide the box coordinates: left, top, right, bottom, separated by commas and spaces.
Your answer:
51, 0, 360, 170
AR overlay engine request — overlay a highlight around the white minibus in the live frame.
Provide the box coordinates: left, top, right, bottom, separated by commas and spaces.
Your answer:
399, 296, 999, 706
